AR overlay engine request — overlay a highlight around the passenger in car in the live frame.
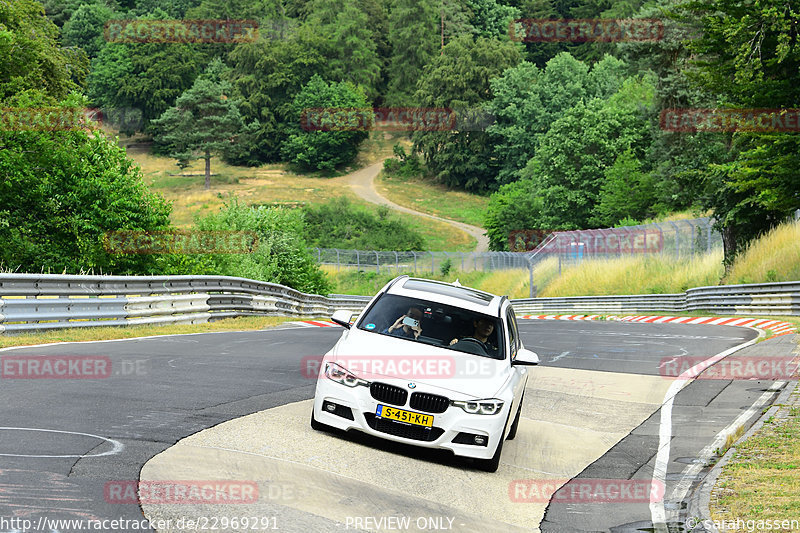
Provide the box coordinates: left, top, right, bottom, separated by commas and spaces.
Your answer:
383, 306, 424, 339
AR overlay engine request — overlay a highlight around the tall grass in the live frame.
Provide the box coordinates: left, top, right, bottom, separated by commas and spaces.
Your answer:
321, 265, 533, 298
538, 250, 725, 296
724, 220, 800, 284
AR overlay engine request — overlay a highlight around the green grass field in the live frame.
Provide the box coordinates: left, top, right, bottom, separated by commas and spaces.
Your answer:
375, 171, 490, 227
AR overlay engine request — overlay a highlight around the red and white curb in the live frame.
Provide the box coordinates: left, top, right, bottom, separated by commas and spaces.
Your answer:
286, 320, 338, 328
519, 314, 797, 339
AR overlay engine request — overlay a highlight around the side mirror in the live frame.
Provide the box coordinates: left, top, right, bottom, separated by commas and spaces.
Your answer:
513, 348, 539, 366
331, 310, 354, 329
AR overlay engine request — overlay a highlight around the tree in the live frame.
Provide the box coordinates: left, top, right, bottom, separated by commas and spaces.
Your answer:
386, 0, 439, 106
151, 59, 252, 189
62, 3, 116, 58
226, 29, 328, 164
87, 10, 203, 131
280, 75, 370, 171
484, 179, 546, 250
678, 0, 800, 265
0, 0, 87, 102
0, 96, 172, 274
518, 75, 655, 229
466, 0, 521, 39
303, 0, 382, 100
411, 35, 520, 192
590, 149, 656, 227
488, 53, 627, 185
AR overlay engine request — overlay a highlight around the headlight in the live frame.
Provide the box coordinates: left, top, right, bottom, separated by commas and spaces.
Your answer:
451, 398, 504, 415
324, 363, 369, 388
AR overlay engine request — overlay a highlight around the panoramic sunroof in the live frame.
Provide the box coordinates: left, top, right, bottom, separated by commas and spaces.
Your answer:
401, 279, 495, 306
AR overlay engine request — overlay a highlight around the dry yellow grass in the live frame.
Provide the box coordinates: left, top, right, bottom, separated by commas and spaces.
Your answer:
539, 250, 725, 296
724, 220, 800, 285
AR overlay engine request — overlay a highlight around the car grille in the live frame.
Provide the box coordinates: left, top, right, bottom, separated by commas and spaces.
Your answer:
409, 392, 450, 414
364, 413, 444, 442
370, 382, 408, 406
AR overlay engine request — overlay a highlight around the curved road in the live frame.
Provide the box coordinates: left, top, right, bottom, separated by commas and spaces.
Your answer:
347, 161, 490, 252
0, 321, 790, 532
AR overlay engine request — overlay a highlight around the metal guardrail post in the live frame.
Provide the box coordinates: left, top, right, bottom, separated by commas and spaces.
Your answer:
413, 252, 417, 274
375, 251, 380, 274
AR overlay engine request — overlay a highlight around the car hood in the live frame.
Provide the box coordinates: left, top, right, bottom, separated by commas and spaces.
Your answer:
326, 327, 510, 399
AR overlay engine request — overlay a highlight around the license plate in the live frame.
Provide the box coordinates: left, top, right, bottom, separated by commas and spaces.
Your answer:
376, 404, 433, 427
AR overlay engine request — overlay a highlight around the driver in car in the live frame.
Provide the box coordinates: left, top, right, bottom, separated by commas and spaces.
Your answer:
384, 306, 423, 340
449, 317, 498, 355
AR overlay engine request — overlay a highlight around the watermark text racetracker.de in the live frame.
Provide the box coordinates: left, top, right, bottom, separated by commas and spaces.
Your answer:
104, 480, 258, 504
301, 355, 509, 381
300, 107, 495, 132
509, 478, 665, 503
1, 356, 147, 379
660, 108, 800, 132
0, 515, 279, 531
509, 18, 664, 42
103, 230, 258, 255
660, 356, 799, 380
0, 107, 103, 131
104, 19, 258, 43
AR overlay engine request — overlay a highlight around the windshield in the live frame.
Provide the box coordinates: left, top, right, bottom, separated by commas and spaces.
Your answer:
357, 294, 505, 360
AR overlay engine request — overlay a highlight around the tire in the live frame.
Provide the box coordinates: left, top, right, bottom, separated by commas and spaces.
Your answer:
506, 392, 524, 441
475, 434, 504, 472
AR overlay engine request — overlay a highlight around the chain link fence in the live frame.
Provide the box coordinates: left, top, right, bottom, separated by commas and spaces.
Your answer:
312, 217, 722, 275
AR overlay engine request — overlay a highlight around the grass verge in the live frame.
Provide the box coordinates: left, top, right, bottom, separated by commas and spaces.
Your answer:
375, 171, 490, 228
710, 383, 800, 526
0, 316, 293, 349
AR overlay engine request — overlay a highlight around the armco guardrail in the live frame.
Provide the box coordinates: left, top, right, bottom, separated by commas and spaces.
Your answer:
512, 293, 687, 314
0, 274, 370, 335
0, 275, 796, 335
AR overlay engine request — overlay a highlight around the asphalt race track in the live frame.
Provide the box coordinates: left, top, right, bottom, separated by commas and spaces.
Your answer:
0, 320, 787, 533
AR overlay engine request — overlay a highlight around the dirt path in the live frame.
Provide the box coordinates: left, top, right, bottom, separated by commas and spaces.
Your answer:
346, 161, 490, 252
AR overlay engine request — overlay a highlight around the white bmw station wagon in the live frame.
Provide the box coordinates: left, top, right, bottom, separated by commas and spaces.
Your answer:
311, 276, 539, 472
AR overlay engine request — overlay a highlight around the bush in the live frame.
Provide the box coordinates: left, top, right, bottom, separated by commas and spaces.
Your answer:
170, 198, 331, 294
383, 144, 422, 178
302, 197, 425, 251
0, 96, 172, 274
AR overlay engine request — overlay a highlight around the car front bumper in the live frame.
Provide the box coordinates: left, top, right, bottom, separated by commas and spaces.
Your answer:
312, 377, 510, 460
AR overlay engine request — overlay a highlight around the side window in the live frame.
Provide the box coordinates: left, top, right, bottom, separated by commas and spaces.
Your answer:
506, 308, 519, 360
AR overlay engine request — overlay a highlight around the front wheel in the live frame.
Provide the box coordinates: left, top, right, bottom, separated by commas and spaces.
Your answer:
475, 434, 504, 472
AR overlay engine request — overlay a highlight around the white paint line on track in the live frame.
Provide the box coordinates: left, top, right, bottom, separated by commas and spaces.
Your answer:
0, 427, 124, 458
648, 329, 764, 532
666, 381, 784, 519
